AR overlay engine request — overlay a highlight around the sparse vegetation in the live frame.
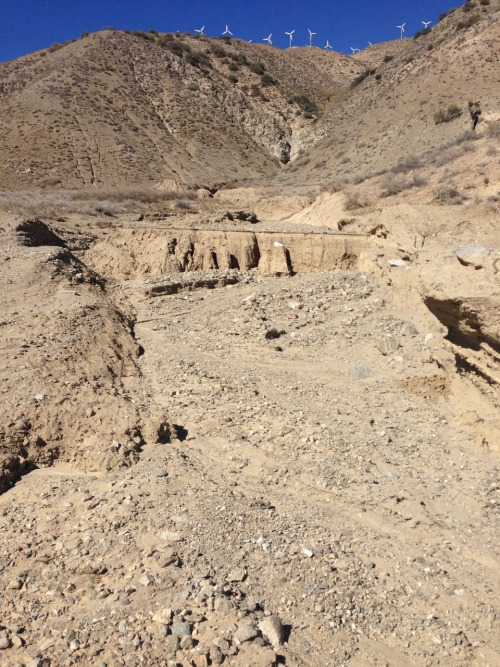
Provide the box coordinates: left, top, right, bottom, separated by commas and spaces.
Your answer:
486, 121, 500, 138
456, 14, 481, 30
249, 61, 266, 76
351, 69, 376, 88
344, 191, 370, 210
288, 95, 318, 115
383, 55, 394, 63
433, 185, 464, 205
414, 27, 432, 39
433, 104, 462, 124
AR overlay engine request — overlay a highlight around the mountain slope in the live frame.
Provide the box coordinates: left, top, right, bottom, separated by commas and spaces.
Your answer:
0, 30, 363, 190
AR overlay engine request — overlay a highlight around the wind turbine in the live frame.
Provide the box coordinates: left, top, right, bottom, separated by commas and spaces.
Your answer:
324, 40, 332, 50
350, 46, 360, 54
285, 30, 295, 48
263, 33, 272, 45
397, 22, 406, 39
308, 28, 316, 47
222, 25, 233, 37
195, 26, 205, 36
422, 20, 432, 29
367, 41, 373, 46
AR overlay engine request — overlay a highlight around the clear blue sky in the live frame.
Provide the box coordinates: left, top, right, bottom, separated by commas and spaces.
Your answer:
1, 0, 459, 62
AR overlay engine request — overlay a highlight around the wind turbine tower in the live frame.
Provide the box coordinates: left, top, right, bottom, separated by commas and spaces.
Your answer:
285, 30, 295, 48
324, 40, 332, 50
222, 24, 233, 37
263, 33, 272, 45
397, 23, 406, 39
308, 28, 316, 47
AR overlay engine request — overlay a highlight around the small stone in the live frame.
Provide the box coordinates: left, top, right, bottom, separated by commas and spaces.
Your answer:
258, 616, 285, 647
349, 364, 375, 380
153, 468, 168, 478
139, 572, 155, 586
160, 531, 183, 543
214, 596, 234, 612
165, 635, 180, 655
171, 622, 191, 637
377, 335, 400, 356
388, 258, 409, 268
209, 645, 224, 665
301, 547, 314, 558
0, 634, 12, 650
8, 578, 23, 590
227, 567, 247, 582
158, 550, 178, 568
233, 624, 259, 645
180, 635, 194, 649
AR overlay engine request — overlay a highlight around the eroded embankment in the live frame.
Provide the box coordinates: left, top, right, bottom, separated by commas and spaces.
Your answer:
85, 227, 371, 280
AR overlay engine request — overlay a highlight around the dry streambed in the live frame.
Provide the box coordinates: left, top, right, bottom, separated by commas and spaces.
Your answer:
0, 212, 498, 667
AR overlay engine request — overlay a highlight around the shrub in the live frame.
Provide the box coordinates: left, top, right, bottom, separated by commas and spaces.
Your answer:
251, 83, 261, 97
249, 61, 265, 75
261, 73, 275, 87
456, 15, 481, 30
289, 95, 318, 114
479, 0, 490, 5
486, 121, 500, 138
344, 192, 370, 210
131, 30, 155, 41
351, 69, 376, 88
228, 62, 239, 71
433, 104, 462, 124
383, 55, 394, 63
227, 74, 238, 83
433, 186, 464, 204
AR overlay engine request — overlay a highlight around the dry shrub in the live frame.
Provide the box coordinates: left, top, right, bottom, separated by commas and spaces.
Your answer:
486, 121, 500, 138
344, 191, 370, 211
433, 104, 462, 125
0, 187, 196, 218
433, 185, 464, 205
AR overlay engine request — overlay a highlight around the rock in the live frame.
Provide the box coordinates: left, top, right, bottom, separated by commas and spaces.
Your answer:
214, 596, 234, 612
153, 468, 168, 478
301, 547, 314, 558
139, 572, 155, 586
227, 566, 247, 582
0, 633, 12, 649
8, 578, 23, 590
160, 531, 183, 542
258, 616, 285, 647
158, 549, 178, 568
349, 364, 375, 380
165, 635, 180, 655
171, 622, 192, 637
233, 624, 259, 645
153, 607, 173, 623
377, 335, 400, 356
209, 645, 224, 665
388, 258, 409, 268
455, 244, 492, 269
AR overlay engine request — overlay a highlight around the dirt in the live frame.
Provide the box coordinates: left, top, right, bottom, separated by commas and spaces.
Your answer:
0, 198, 498, 667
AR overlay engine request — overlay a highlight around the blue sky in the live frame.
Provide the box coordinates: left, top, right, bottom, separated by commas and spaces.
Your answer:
1, 0, 459, 62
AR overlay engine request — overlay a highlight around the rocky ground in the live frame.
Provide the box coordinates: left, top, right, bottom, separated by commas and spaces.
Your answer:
0, 204, 499, 667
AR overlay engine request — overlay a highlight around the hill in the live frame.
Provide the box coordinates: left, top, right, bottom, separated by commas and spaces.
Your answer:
0, 30, 364, 190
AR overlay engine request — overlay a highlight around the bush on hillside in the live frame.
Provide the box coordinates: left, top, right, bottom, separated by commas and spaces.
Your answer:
434, 104, 462, 124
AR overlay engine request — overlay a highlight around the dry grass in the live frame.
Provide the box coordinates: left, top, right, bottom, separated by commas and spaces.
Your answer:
0, 188, 196, 218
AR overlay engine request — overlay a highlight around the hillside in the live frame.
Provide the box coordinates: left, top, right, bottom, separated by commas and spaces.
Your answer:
0, 30, 364, 191
281, 0, 500, 195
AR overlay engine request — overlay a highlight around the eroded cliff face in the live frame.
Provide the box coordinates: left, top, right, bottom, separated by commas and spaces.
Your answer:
84, 228, 370, 280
